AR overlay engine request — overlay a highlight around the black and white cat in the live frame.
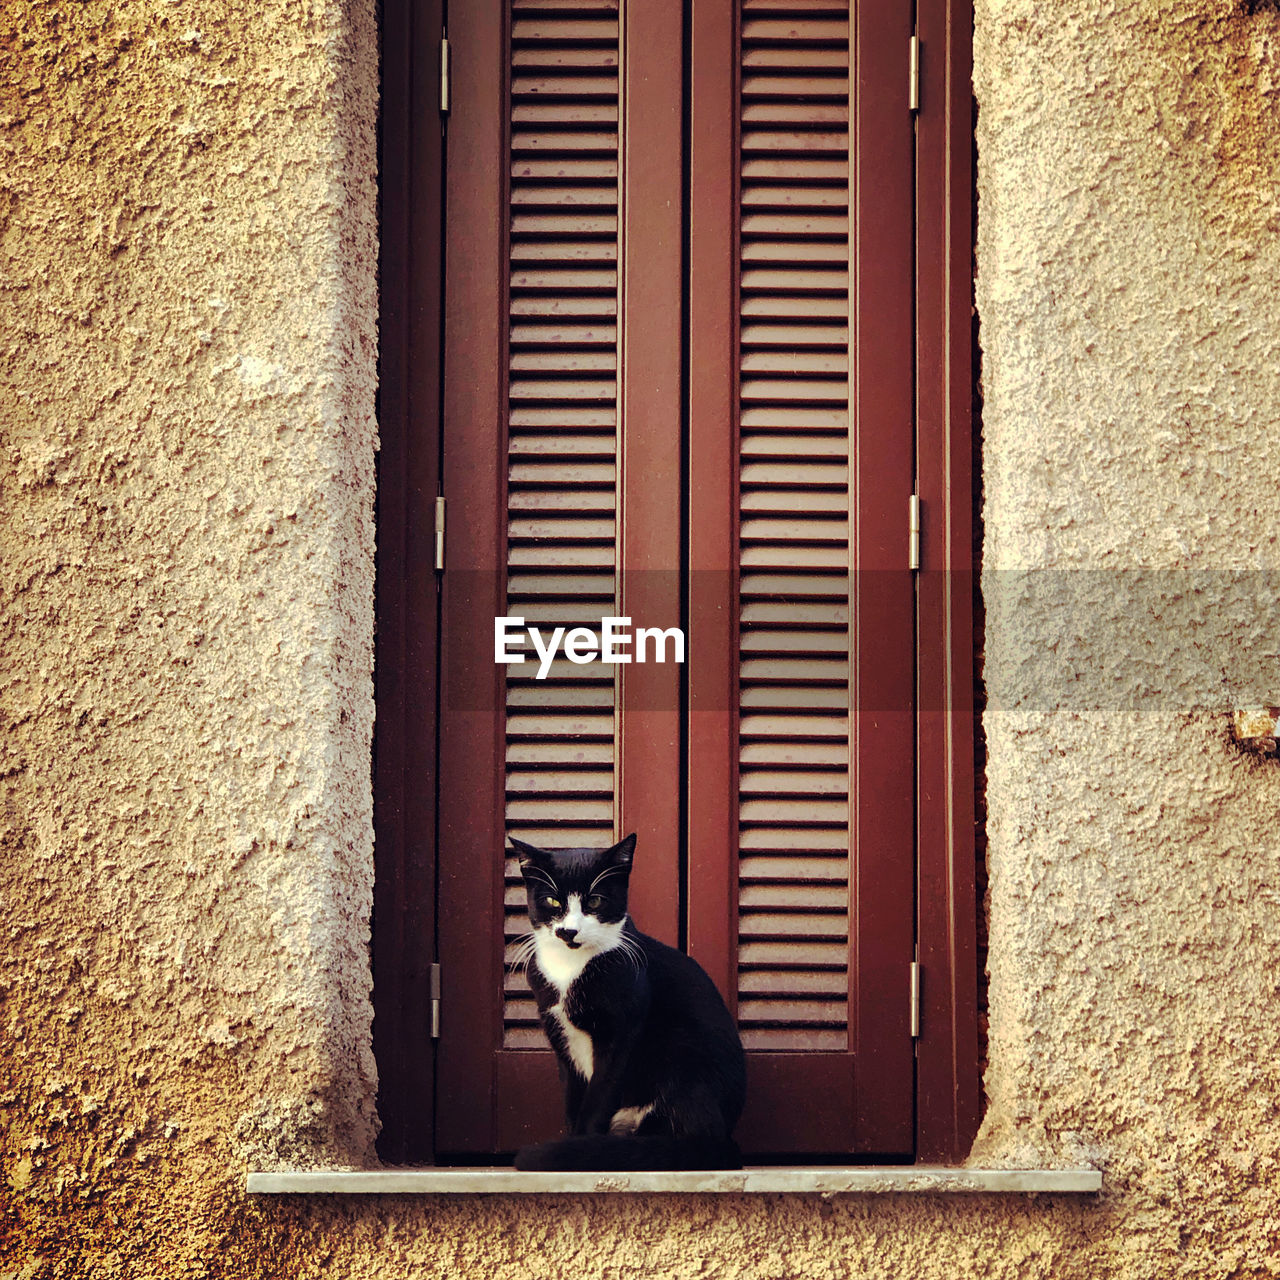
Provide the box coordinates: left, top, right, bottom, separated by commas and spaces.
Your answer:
510, 833, 747, 1171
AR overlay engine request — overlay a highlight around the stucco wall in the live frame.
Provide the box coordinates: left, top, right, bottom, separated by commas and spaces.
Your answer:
4, 0, 1280, 1275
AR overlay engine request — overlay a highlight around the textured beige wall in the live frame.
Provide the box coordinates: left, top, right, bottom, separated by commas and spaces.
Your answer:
4, 0, 1280, 1274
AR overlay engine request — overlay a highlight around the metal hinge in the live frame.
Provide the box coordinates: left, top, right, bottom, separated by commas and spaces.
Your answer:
908, 35, 920, 112
909, 954, 922, 1039
434, 495, 446, 572
440, 36, 451, 115
908, 494, 921, 571
430, 963, 442, 1039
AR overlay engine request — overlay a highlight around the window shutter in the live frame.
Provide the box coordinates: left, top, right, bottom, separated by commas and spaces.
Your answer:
688, 0, 916, 1155
438, 0, 681, 1156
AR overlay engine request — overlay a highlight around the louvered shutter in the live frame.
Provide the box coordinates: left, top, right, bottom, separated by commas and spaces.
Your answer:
440, 0, 912, 1158
438, 0, 681, 1155
687, 0, 916, 1154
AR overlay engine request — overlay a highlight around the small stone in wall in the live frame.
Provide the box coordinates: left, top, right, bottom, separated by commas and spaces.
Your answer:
1231, 706, 1280, 755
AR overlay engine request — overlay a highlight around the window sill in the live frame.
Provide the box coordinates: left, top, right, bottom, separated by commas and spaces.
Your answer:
246, 1166, 1102, 1196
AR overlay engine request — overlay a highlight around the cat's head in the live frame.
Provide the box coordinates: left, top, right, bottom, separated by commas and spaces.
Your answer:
510, 833, 636, 962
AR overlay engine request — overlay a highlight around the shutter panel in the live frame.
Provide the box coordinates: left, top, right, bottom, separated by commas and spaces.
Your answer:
502, 0, 621, 1051
687, 0, 916, 1155
736, 0, 853, 1053
439, 0, 681, 1155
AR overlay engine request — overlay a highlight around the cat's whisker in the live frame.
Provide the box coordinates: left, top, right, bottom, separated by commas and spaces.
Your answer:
615, 932, 646, 975
507, 930, 539, 973
520, 867, 559, 894
588, 865, 628, 893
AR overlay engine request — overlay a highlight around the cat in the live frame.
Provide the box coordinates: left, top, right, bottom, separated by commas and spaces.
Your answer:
509, 832, 747, 1171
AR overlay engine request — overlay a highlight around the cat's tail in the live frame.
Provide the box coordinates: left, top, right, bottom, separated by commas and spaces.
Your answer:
514, 1134, 743, 1172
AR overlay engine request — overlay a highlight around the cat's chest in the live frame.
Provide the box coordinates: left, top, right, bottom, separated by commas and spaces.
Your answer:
546, 997, 595, 1080
531, 964, 601, 1081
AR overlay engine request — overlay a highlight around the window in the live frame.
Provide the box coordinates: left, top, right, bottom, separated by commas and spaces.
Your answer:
374, 0, 978, 1166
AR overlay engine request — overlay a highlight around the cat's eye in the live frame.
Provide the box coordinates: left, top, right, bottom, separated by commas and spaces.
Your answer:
545, 896, 561, 909
585, 894, 603, 911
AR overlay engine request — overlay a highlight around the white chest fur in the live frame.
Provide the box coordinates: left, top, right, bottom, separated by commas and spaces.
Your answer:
533, 930, 595, 1079
531, 912, 632, 1082
547, 1002, 594, 1080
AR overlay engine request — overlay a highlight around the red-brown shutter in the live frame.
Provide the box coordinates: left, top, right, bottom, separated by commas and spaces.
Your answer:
688, 0, 916, 1155
438, 0, 681, 1156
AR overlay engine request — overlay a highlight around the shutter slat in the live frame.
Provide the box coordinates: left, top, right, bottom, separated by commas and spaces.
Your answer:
511, 320, 618, 344
512, 75, 620, 101
511, 185, 619, 210
740, 519, 848, 546
740, 434, 848, 458
741, 17, 848, 43
512, 0, 620, 12
509, 436, 616, 462
741, 1028, 846, 1051
510, 295, 619, 317
511, 159, 621, 181
741, 294, 847, 318
739, 769, 848, 797
740, 798, 849, 826
742, 406, 848, 429
511, 240, 619, 263
739, 913, 849, 939
508, 825, 615, 847
510, 268, 618, 292
738, 998, 848, 1026
507, 798, 615, 823
512, 50, 621, 71
739, 685, 849, 711
506, 769, 616, 797
739, 713, 849, 741
739, 853, 848, 880
511, 18, 619, 43
509, 515, 615, 541
741, 102, 848, 125
512, 103, 619, 126
739, 827, 849, 852
739, 883, 847, 909
739, 571, 848, 598
740, 350, 849, 374
740, 489, 847, 516
738, 969, 846, 994
510, 402, 616, 424
506, 712, 615, 739
741, 321, 848, 348
742, 184, 848, 209
741, 158, 847, 182
508, 741, 615, 765
739, 545, 848, 571
740, 43, 848, 69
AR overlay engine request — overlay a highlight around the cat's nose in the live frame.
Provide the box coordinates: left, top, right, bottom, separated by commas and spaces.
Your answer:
555, 927, 579, 945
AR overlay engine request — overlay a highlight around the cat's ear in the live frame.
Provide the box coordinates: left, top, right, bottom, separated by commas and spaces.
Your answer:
607, 833, 637, 868
509, 837, 548, 870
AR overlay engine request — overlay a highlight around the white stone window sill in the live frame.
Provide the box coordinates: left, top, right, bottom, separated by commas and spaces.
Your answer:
246, 1166, 1102, 1195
